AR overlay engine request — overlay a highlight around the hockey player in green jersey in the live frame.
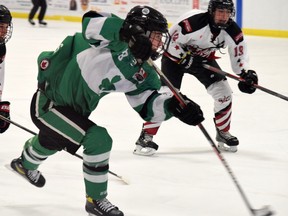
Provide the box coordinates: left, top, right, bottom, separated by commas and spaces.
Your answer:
10, 5, 204, 216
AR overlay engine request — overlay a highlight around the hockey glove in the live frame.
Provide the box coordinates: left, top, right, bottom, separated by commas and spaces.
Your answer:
238, 70, 258, 94
179, 53, 207, 69
179, 53, 194, 69
0, 101, 10, 133
120, 22, 152, 62
169, 94, 204, 126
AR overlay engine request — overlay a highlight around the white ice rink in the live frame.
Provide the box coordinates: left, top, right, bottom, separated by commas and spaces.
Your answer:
0, 18, 288, 216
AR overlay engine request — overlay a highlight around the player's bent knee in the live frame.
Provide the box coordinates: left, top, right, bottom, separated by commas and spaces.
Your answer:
82, 125, 113, 154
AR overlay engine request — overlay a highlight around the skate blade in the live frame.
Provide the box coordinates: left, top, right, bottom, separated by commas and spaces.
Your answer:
87, 213, 97, 216
4, 164, 44, 187
4, 163, 14, 172
5, 164, 29, 182
218, 142, 238, 153
133, 145, 156, 156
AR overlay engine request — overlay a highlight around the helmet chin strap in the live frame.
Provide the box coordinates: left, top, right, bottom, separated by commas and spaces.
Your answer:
209, 15, 230, 30
215, 22, 229, 29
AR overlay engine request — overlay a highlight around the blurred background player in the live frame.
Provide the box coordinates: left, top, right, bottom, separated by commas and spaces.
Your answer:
69, 0, 77, 11
0, 5, 13, 134
134, 0, 258, 155
10, 5, 203, 216
80, 0, 89, 11
28, 0, 48, 26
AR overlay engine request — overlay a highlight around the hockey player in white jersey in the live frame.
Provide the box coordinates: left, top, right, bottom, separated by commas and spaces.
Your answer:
135, 0, 258, 155
0, 5, 13, 133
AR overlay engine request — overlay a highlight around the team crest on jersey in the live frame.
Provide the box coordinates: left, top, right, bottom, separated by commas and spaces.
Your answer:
134, 68, 147, 82
40, 59, 50, 70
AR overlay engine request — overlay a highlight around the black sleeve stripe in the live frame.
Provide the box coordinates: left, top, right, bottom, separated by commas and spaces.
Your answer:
225, 22, 244, 45
179, 12, 209, 35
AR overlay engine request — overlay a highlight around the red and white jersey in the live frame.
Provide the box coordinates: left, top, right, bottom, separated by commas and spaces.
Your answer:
166, 10, 249, 75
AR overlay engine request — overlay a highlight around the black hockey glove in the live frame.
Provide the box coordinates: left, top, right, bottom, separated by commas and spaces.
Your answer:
169, 94, 204, 126
179, 53, 194, 69
179, 52, 206, 69
120, 22, 152, 62
238, 70, 258, 94
0, 101, 10, 133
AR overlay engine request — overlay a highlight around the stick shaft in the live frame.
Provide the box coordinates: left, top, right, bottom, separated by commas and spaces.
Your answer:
203, 64, 288, 102
148, 59, 256, 214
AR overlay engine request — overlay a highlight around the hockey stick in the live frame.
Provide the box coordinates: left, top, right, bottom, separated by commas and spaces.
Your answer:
203, 64, 288, 102
147, 59, 274, 216
0, 115, 129, 184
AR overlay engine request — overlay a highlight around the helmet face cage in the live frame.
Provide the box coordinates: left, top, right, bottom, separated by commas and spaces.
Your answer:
126, 5, 170, 60
0, 5, 13, 44
208, 0, 235, 29
149, 31, 170, 60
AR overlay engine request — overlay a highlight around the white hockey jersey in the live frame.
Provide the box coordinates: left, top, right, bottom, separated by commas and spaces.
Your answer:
166, 10, 249, 75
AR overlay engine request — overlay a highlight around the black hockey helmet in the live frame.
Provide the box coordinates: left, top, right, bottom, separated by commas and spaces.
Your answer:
208, 0, 235, 29
0, 5, 12, 23
125, 5, 168, 34
124, 5, 170, 60
0, 5, 13, 44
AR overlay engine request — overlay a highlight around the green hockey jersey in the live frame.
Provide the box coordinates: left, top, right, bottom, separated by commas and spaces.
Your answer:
37, 11, 173, 122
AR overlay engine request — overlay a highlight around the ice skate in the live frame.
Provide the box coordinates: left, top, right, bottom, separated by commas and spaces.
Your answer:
133, 130, 158, 156
85, 196, 124, 216
10, 157, 45, 187
39, 20, 47, 26
28, 19, 35, 25
216, 129, 239, 152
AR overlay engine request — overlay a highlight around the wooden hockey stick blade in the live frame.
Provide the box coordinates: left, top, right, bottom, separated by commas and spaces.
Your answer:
203, 64, 288, 102
252, 205, 275, 216
108, 170, 129, 185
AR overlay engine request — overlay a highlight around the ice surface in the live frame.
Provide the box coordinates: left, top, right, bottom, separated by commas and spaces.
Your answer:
0, 18, 287, 216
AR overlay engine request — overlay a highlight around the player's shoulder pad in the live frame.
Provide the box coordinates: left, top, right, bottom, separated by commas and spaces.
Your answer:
178, 12, 209, 35
225, 21, 244, 45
